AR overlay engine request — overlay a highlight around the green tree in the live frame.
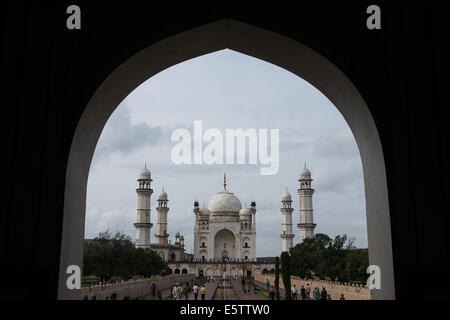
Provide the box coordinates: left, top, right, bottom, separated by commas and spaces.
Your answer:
290, 234, 331, 279
83, 230, 170, 283
345, 249, 369, 284
289, 233, 368, 283
281, 252, 292, 300
274, 256, 280, 300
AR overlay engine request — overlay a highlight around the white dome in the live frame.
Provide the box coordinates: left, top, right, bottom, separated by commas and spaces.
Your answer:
158, 189, 168, 201
208, 190, 242, 213
239, 207, 252, 216
139, 168, 151, 180
282, 190, 292, 202
299, 168, 311, 180
199, 206, 211, 216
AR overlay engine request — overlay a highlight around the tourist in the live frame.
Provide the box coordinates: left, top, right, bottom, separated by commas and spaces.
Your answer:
266, 278, 270, 289
269, 286, 275, 300
200, 285, 206, 300
241, 277, 246, 293
171, 284, 176, 300
247, 283, 251, 293
193, 284, 199, 300
320, 287, 327, 301
340, 294, 345, 301
300, 285, 306, 300
110, 293, 117, 300
151, 282, 156, 299
313, 287, 320, 300
184, 283, 190, 300
172, 284, 179, 300
253, 284, 258, 294
305, 283, 311, 300
292, 284, 298, 300
327, 294, 332, 300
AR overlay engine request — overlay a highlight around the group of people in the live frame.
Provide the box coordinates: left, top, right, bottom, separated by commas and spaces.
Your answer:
291, 284, 311, 300
265, 278, 346, 301
171, 282, 206, 300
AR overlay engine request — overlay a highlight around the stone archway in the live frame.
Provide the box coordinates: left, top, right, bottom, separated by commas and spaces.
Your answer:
214, 229, 236, 260
59, 19, 394, 299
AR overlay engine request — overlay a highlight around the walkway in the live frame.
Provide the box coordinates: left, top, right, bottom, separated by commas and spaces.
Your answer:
186, 279, 220, 300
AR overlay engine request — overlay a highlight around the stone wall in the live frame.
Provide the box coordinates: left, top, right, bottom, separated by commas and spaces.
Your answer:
255, 274, 371, 300
80, 274, 195, 300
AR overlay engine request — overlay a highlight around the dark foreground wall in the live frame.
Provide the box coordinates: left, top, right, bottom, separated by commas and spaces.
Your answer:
1, 1, 448, 299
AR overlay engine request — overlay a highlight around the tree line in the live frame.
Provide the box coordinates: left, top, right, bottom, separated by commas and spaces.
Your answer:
83, 231, 171, 283
288, 233, 369, 284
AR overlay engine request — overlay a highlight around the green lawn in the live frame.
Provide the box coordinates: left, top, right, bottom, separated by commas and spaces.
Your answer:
245, 280, 283, 300
82, 277, 100, 287
256, 285, 285, 299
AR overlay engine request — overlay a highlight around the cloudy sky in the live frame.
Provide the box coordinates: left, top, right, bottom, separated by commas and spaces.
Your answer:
85, 49, 367, 256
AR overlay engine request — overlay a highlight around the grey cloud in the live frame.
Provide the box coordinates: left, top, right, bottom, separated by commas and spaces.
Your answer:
313, 132, 359, 160
93, 102, 165, 161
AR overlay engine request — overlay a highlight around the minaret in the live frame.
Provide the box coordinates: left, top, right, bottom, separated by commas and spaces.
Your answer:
280, 188, 295, 251
134, 165, 153, 248
179, 235, 185, 261
193, 199, 200, 259
297, 165, 316, 243
180, 235, 185, 248
250, 199, 256, 232
250, 199, 257, 261
155, 187, 169, 244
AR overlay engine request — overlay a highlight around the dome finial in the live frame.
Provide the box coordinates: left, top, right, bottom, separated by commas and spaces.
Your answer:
304, 162, 306, 169
224, 173, 227, 190
145, 162, 147, 169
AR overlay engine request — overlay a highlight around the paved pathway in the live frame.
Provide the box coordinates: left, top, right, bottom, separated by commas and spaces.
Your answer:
186, 279, 220, 300
142, 278, 199, 300
142, 287, 171, 300
143, 278, 272, 300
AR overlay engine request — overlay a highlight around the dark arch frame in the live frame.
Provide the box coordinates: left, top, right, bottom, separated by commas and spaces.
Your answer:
58, 19, 394, 299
